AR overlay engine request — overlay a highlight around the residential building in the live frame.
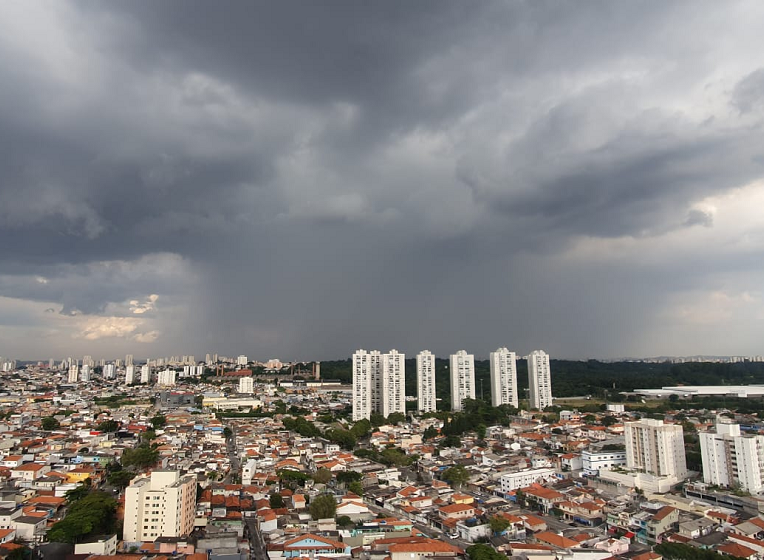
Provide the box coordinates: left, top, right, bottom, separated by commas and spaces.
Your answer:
582, 449, 627, 476
123, 470, 196, 543
103, 363, 115, 379
625, 418, 687, 479
352, 349, 377, 421
68, 364, 79, 383
417, 350, 436, 413
238, 376, 255, 394
125, 365, 135, 385
381, 350, 405, 417
140, 364, 151, 384
450, 350, 475, 412
237, 355, 248, 366
527, 350, 553, 410
700, 422, 764, 493
489, 348, 518, 408
157, 369, 176, 386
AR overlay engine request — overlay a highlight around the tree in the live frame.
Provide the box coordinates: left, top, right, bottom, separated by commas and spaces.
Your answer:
65, 484, 91, 503
41, 416, 60, 431
223, 426, 233, 438
48, 491, 117, 544
121, 444, 159, 469
370, 413, 385, 428
107, 470, 134, 489
466, 544, 506, 560
269, 493, 285, 508
475, 424, 487, 440
336, 515, 353, 527
489, 515, 510, 534
337, 471, 363, 485
442, 465, 470, 489
150, 414, 167, 429
387, 412, 406, 425
277, 469, 311, 488
326, 428, 357, 450
440, 434, 461, 448
312, 468, 332, 484
423, 426, 439, 440
350, 418, 372, 438
309, 494, 337, 520
348, 481, 364, 496
96, 419, 119, 432
601, 416, 617, 427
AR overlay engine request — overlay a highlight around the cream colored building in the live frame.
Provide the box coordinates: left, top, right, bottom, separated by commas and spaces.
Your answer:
123, 471, 196, 543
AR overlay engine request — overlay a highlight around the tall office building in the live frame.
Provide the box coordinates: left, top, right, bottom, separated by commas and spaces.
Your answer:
527, 350, 553, 410
123, 471, 196, 543
417, 350, 437, 413
449, 350, 475, 412
238, 376, 255, 394
700, 422, 764, 493
68, 364, 79, 383
140, 364, 151, 384
125, 354, 134, 367
125, 365, 135, 385
490, 348, 518, 408
381, 349, 405, 417
352, 350, 375, 421
625, 418, 687, 479
80, 364, 91, 382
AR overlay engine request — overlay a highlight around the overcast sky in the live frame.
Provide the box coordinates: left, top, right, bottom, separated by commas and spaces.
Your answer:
3, 1, 764, 361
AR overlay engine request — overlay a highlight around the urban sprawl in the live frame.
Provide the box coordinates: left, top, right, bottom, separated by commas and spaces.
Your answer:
1, 350, 764, 560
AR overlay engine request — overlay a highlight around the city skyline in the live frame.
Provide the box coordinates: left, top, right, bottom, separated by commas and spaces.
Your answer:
3, 2, 764, 360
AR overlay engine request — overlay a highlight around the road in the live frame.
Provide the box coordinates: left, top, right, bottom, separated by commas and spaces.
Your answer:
224, 423, 240, 484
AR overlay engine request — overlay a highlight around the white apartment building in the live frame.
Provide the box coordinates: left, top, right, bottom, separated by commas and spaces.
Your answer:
123, 471, 196, 543
352, 350, 376, 421
140, 364, 151, 384
499, 468, 557, 493
353, 349, 406, 420
68, 364, 79, 383
582, 449, 627, 476
625, 418, 687, 478
125, 354, 134, 366
125, 365, 135, 385
80, 365, 91, 382
527, 350, 553, 410
236, 355, 248, 366
238, 376, 255, 394
450, 350, 475, 412
489, 348, 518, 408
157, 369, 176, 386
700, 422, 764, 493
103, 363, 115, 379
381, 350, 405, 417
417, 350, 437, 413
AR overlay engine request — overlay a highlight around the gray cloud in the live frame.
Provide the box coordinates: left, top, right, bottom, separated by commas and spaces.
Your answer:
2, 1, 764, 360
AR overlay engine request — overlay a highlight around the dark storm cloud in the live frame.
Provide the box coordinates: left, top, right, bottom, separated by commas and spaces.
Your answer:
2, 0, 764, 359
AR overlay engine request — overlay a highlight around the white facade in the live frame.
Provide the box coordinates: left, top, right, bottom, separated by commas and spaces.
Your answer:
499, 468, 556, 493
80, 364, 91, 382
237, 355, 248, 366
103, 363, 115, 379
68, 364, 79, 383
450, 350, 475, 412
381, 350, 406, 417
527, 350, 553, 410
140, 364, 151, 384
489, 348, 518, 408
582, 449, 627, 476
157, 369, 176, 386
125, 365, 135, 385
123, 471, 196, 543
238, 376, 255, 394
417, 350, 437, 413
352, 350, 376, 421
625, 418, 687, 479
700, 422, 764, 493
